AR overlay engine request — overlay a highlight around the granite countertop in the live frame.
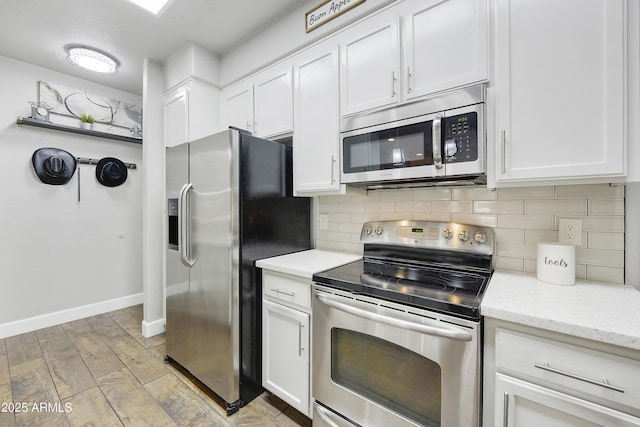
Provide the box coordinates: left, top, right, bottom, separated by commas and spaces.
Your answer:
481, 271, 640, 351
256, 249, 362, 279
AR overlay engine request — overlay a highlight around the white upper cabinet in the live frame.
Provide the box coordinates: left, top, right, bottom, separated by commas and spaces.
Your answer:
164, 79, 221, 148
339, 0, 488, 117
403, 0, 488, 100
220, 63, 294, 139
492, 0, 627, 186
340, 11, 401, 116
165, 89, 188, 148
293, 42, 345, 195
254, 65, 294, 139
221, 80, 253, 134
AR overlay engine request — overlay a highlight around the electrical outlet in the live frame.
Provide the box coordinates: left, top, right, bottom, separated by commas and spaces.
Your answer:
319, 213, 329, 230
558, 218, 582, 246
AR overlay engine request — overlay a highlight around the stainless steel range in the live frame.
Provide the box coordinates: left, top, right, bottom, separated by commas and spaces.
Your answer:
311, 220, 494, 427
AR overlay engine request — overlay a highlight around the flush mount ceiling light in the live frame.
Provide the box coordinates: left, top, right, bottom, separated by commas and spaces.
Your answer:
65, 45, 119, 76
126, 0, 172, 15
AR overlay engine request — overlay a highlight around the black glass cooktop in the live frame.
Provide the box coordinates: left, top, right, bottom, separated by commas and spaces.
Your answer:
313, 257, 492, 320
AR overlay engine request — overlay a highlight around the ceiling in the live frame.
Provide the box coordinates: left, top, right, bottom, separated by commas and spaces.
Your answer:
0, 0, 306, 95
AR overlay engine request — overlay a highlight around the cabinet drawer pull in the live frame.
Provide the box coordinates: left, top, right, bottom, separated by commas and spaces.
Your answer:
534, 362, 625, 393
407, 67, 412, 93
271, 288, 295, 297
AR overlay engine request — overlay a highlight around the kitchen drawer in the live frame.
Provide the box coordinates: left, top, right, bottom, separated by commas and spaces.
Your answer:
495, 328, 640, 413
263, 272, 310, 310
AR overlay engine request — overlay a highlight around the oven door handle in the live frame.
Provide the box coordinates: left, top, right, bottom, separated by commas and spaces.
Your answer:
316, 293, 473, 342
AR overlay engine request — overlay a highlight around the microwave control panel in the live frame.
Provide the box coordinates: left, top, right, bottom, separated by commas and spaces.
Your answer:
443, 113, 478, 163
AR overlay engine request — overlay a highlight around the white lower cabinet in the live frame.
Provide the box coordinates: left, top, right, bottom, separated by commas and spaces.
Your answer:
262, 272, 311, 417
484, 319, 640, 426
496, 374, 640, 427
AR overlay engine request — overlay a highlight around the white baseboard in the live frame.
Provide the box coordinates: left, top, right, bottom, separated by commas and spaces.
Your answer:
142, 318, 165, 338
0, 293, 144, 339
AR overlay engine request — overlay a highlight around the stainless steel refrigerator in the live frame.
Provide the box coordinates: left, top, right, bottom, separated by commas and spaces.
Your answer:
165, 128, 311, 414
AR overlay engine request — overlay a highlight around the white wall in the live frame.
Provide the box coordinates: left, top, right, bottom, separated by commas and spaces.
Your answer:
626, 183, 640, 289
142, 59, 166, 337
164, 42, 221, 91
0, 55, 143, 337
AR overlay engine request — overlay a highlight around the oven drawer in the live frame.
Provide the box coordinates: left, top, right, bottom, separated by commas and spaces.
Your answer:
263, 272, 310, 310
314, 402, 358, 427
495, 328, 640, 411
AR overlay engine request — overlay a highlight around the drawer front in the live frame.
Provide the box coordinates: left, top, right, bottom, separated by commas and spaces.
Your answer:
496, 328, 640, 412
263, 272, 310, 310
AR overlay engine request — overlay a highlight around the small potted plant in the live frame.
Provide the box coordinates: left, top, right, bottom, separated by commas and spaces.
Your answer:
79, 114, 95, 130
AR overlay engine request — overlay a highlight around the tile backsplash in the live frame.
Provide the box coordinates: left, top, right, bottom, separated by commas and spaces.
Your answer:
315, 184, 625, 284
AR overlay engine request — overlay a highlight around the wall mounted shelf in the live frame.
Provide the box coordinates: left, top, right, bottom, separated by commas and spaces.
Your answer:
16, 116, 143, 144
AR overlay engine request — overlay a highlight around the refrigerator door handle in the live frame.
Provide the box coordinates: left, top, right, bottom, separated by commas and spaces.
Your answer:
178, 182, 195, 268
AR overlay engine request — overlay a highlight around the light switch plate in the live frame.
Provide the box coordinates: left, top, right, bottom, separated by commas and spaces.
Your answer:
558, 218, 582, 246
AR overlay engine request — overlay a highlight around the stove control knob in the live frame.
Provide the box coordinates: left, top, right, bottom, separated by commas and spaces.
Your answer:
474, 231, 488, 244
443, 229, 453, 239
374, 225, 384, 235
458, 230, 469, 242
364, 225, 372, 235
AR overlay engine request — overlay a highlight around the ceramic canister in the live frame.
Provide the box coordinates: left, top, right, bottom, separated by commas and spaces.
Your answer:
537, 242, 576, 286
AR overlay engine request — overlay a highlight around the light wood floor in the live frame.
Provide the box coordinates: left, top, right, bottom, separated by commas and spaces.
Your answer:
0, 305, 313, 427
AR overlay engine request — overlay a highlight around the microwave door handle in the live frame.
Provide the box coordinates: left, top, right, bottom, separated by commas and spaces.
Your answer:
316, 293, 472, 342
433, 116, 443, 169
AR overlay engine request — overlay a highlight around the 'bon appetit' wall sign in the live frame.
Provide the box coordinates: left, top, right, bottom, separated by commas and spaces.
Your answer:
306, 0, 366, 32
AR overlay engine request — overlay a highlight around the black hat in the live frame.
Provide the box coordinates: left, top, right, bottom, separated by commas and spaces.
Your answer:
32, 147, 77, 185
95, 157, 128, 187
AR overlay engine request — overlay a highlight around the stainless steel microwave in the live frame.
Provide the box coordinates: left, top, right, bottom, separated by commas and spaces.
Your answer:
340, 85, 485, 188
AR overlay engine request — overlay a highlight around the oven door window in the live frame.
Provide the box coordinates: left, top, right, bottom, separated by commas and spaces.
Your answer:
342, 122, 434, 173
331, 328, 441, 426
